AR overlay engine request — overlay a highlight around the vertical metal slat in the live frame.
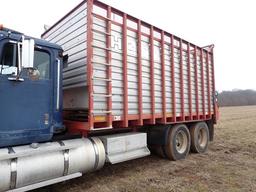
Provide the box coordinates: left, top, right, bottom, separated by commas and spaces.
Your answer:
150, 26, 155, 124
179, 39, 185, 121
200, 48, 206, 119
137, 20, 143, 125
106, 6, 112, 127
210, 49, 217, 122
87, 0, 94, 129
206, 51, 211, 117
194, 46, 199, 119
187, 43, 192, 120
122, 14, 128, 127
161, 31, 167, 123
171, 35, 176, 122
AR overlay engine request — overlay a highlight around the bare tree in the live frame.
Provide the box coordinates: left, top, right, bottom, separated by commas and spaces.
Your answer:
218, 89, 256, 107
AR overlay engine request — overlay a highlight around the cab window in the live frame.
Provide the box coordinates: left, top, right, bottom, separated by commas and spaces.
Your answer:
0, 42, 50, 79
34, 50, 50, 79
0, 43, 18, 75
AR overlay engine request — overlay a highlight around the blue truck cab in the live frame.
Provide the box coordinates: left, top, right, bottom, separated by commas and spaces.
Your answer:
0, 27, 64, 147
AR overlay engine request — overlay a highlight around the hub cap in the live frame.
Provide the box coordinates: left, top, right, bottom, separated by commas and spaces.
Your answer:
198, 128, 207, 148
175, 130, 188, 154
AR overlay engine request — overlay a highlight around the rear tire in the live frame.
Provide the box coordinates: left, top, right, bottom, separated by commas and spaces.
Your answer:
164, 124, 191, 161
155, 145, 166, 158
190, 122, 209, 153
149, 145, 166, 158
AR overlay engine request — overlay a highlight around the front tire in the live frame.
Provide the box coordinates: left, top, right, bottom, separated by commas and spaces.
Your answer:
164, 124, 191, 161
190, 122, 210, 153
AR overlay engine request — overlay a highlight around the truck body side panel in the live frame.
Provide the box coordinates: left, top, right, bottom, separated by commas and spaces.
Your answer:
42, 0, 216, 132
43, 2, 88, 110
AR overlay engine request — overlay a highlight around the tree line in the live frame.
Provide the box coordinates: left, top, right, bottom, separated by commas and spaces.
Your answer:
218, 89, 256, 107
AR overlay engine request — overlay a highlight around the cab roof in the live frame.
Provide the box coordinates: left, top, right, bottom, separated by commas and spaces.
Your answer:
0, 27, 62, 51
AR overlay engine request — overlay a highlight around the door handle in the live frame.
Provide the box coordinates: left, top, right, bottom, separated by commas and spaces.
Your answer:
8, 77, 24, 82
56, 59, 60, 111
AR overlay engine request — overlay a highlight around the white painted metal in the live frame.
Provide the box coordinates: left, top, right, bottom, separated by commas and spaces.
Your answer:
99, 133, 150, 164
0, 138, 105, 192
111, 24, 124, 116
153, 40, 162, 114
42, 2, 88, 110
141, 35, 151, 114
174, 47, 181, 114
164, 43, 172, 114
92, 15, 109, 115
127, 30, 139, 115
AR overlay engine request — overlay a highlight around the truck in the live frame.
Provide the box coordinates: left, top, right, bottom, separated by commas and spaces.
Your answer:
0, 0, 218, 191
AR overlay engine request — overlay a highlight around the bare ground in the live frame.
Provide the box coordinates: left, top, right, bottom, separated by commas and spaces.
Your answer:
36, 106, 256, 192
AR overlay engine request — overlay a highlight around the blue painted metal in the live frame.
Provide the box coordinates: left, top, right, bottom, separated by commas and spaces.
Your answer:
0, 29, 63, 147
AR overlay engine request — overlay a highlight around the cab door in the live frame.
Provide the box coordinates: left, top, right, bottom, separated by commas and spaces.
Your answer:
0, 40, 54, 147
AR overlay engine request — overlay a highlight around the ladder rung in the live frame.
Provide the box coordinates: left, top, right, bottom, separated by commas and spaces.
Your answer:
93, 94, 112, 97
92, 28, 111, 36
91, 126, 113, 130
92, 77, 112, 82
92, 61, 111, 66
92, 111, 112, 114
92, 12, 111, 21
92, 44, 111, 51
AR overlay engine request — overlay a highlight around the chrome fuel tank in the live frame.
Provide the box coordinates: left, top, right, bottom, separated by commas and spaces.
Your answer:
0, 138, 105, 192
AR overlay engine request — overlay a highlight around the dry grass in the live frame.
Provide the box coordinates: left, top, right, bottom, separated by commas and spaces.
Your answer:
36, 106, 256, 192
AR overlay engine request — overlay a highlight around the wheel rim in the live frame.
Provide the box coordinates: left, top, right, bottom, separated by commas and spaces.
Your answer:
175, 130, 188, 154
198, 127, 207, 148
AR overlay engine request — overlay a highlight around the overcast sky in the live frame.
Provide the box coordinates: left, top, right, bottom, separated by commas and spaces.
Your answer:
1, 0, 255, 91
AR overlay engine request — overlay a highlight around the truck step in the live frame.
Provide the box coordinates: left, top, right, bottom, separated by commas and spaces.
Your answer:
99, 132, 150, 164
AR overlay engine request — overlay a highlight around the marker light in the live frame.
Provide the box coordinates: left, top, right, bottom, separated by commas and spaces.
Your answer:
0, 24, 3, 30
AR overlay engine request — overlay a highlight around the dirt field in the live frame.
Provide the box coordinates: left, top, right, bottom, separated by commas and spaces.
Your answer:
37, 106, 256, 192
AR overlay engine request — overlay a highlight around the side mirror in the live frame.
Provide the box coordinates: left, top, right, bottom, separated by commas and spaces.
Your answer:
8, 38, 35, 82
21, 39, 35, 68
